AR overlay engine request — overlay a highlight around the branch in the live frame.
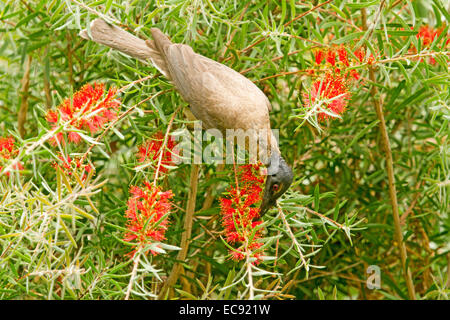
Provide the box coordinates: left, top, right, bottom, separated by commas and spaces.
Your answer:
153, 106, 181, 185
158, 164, 200, 299
277, 205, 309, 273
362, 6, 416, 300
125, 249, 142, 300
18, 55, 32, 138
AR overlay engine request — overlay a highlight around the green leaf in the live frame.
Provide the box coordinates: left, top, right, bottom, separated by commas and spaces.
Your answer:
314, 184, 320, 213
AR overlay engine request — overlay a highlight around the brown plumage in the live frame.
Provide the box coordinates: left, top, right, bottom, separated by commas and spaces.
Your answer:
80, 19, 293, 215
146, 28, 273, 135
80, 19, 278, 154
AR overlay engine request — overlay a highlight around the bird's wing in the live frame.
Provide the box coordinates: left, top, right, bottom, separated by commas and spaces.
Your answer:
80, 21, 278, 155
80, 21, 272, 125
164, 45, 279, 156
149, 42, 272, 132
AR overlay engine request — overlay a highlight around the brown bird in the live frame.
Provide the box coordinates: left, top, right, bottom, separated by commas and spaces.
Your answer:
80, 19, 293, 215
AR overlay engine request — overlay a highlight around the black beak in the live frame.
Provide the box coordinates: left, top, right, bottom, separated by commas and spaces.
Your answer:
259, 175, 275, 216
258, 152, 294, 216
259, 197, 274, 216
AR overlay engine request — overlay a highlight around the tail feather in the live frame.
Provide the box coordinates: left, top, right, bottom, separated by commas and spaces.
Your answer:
145, 39, 171, 80
79, 19, 171, 79
144, 28, 173, 79
149, 28, 173, 55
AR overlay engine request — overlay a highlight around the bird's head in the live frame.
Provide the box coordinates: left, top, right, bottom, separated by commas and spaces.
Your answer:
259, 152, 293, 216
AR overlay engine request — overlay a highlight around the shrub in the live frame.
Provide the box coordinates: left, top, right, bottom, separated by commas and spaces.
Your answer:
0, 0, 448, 300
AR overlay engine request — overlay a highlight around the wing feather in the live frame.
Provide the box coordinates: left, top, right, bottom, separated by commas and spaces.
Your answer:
155, 40, 271, 131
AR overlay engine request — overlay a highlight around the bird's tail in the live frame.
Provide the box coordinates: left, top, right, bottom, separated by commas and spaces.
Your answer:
145, 28, 173, 80
79, 19, 171, 79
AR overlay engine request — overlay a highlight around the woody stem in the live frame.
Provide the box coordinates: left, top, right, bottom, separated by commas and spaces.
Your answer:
362, 6, 416, 300
246, 244, 255, 300
125, 249, 142, 300
158, 163, 200, 299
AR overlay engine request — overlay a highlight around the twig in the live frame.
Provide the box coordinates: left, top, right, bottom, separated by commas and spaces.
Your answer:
254, 69, 309, 83
125, 248, 142, 300
219, 2, 250, 61
240, 50, 302, 74
284, 0, 333, 28
245, 246, 255, 300
317, 8, 363, 32
116, 74, 158, 95
377, 51, 450, 64
277, 205, 308, 272
362, 6, 416, 300
153, 106, 181, 185
43, 46, 53, 108
301, 206, 345, 230
69, 0, 121, 25
400, 181, 423, 225
1, 122, 65, 175
18, 55, 32, 138
200, 163, 225, 211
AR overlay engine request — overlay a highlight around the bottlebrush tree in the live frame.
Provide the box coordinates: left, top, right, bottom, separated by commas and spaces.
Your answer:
0, 0, 448, 300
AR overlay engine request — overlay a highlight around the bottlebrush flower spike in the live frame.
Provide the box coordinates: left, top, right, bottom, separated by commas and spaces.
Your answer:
51, 153, 94, 181
311, 45, 364, 81
45, 83, 120, 145
325, 49, 336, 66
219, 163, 265, 263
124, 182, 174, 256
137, 131, 177, 173
349, 69, 360, 80
314, 49, 325, 64
417, 25, 439, 46
337, 46, 350, 66
0, 137, 15, 156
354, 47, 365, 63
412, 25, 449, 65
367, 53, 376, 65
0, 137, 23, 176
302, 72, 351, 121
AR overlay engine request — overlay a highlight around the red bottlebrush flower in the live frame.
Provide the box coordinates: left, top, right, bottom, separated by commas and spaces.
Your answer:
230, 250, 245, 261
409, 25, 448, 64
45, 83, 120, 145
68, 131, 82, 144
367, 53, 376, 65
124, 182, 174, 256
302, 72, 351, 121
350, 69, 360, 80
45, 110, 58, 123
337, 46, 350, 66
0, 137, 23, 176
137, 131, 177, 173
354, 47, 365, 63
417, 25, 438, 46
52, 153, 94, 180
219, 163, 265, 263
326, 49, 336, 66
314, 49, 325, 64
0, 137, 15, 155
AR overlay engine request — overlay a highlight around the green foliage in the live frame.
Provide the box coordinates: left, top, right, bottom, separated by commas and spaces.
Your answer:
0, 0, 448, 300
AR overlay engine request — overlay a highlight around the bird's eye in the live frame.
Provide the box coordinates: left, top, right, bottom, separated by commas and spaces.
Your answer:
272, 184, 279, 191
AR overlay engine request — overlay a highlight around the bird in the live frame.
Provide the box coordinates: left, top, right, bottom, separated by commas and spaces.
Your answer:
80, 19, 293, 215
